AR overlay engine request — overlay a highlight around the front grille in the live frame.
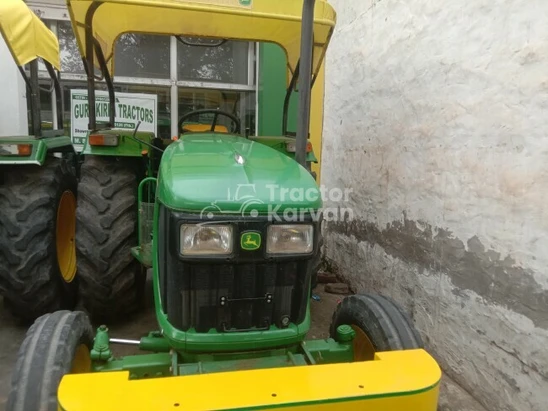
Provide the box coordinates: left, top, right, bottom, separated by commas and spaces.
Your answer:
158, 205, 318, 333
168, 260, 308, 332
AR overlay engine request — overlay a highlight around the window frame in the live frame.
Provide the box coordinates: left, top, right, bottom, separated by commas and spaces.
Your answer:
32, 12, 259, 138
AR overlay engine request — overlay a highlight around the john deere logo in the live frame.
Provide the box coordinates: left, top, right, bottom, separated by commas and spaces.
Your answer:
241, 232, 261, 251
239, 0, 252, 5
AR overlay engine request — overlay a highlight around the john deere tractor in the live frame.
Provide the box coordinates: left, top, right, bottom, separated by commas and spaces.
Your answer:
7, 0, 442, 410
0, 0, 78, 322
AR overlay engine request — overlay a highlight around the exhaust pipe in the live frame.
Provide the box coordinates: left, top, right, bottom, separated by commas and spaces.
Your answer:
295, 0, 316, 167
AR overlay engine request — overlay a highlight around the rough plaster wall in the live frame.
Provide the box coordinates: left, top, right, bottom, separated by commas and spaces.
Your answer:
321, 1, 548, 410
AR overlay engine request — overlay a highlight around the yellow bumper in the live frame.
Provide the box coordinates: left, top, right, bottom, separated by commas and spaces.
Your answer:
58, 349, 441, 411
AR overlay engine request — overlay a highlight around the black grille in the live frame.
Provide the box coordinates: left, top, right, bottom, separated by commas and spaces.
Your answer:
158, 205, 318, 333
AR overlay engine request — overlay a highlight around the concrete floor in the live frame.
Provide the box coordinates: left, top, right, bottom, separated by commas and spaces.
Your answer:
0, 282, 488, 410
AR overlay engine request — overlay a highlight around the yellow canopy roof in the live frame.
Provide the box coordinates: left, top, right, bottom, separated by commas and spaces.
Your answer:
66, 0, 336, 80
0, 0, 60, 70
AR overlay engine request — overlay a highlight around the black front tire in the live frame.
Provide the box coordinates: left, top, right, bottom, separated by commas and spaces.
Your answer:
6, 310, 93, 411
75, 156, 145, 321
0, 157, 78, 322
330, 293, 423, 360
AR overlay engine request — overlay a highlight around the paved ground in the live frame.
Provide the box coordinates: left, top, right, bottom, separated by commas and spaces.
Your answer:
0, 280, 488, 410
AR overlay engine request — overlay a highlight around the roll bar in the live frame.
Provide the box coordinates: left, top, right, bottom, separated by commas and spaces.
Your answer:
82, 0, 320, 167
16, 60, 64, 138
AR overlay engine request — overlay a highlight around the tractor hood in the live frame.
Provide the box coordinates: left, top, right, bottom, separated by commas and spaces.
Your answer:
157, 134, 322, 215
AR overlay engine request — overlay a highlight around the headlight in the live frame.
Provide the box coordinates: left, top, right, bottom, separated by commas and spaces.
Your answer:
180, 224, 233, 255
267, 224, 313, 254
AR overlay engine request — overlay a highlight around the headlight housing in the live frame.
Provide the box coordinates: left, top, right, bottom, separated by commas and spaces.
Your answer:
180, 224, 233, 255
267, 224, 313, 255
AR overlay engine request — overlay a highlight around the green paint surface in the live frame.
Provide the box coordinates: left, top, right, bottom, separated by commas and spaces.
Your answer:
156, 133, 321, 214
0, 136, 75, 165
80, 129, 156, 157
249, 136, 318, 163
258, 43, 298, 136
90, 335, 354, 378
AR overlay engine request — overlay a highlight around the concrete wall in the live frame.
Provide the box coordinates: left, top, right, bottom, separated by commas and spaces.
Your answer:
321, 1, 548, 410
0, 37, 28, 137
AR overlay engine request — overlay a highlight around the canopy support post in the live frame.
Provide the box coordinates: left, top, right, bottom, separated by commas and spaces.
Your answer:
29, 60, 41, 138
45, 62, 64, 133
85, 2, 102, 130
282, 61, 300, 137
94, 39, 116, 127
295, 0, 315, 167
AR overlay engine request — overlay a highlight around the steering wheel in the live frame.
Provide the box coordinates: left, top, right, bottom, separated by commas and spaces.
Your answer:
178, 109, 241, 135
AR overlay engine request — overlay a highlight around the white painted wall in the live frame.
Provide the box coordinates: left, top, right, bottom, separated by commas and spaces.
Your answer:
321, 1, 548, 410
0, 37, 28, 137
27, 1, 71, 21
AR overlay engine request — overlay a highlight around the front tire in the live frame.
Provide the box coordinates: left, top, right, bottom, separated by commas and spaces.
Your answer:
76, 156, 145, 321
6, 310, 93, 411
0, 157, 78, 322
330, 293, 423, 360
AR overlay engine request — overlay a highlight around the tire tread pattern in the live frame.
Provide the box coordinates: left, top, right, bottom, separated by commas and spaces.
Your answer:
0, 158, 77, 321
76, 156, 143, 319
329, 293, 423, 351
6, 310, 93, 411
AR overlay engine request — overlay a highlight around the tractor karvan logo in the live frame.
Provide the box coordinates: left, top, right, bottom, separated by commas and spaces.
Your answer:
241, 231, 261, 251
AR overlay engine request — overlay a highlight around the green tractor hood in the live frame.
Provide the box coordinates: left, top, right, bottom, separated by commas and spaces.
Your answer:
157, 134, 322, 216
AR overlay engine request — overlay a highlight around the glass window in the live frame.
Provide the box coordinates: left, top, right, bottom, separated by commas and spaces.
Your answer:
114, 34, 170, 79
177, 37, 249, 84
25, 80, 54, 134
177, 88, 255, 136
242, 91, 256, 136
57, 21, 86, 74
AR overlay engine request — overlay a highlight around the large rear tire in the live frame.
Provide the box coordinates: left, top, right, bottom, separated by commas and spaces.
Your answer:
6, 310, 93, 411
329, 293, 423, 360
0, 157, 78, 322
75, 155, 145, 321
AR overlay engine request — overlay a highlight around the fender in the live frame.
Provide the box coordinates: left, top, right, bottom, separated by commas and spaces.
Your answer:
0, 136, 75, 165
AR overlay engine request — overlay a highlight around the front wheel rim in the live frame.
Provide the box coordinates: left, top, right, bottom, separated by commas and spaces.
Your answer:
70, 344, 91, 373
351, 325, 376, 361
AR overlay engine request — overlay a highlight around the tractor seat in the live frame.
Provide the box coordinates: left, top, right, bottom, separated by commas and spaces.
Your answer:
182, 124, 229, 133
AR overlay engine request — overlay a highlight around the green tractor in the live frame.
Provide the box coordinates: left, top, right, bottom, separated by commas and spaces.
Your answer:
0, 0, 78, 321
72, 25, 322, 320
7, 0, 442, 410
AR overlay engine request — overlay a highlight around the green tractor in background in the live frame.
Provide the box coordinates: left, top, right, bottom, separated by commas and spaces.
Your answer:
0, 0, 78, 322
7, 0, 442, 410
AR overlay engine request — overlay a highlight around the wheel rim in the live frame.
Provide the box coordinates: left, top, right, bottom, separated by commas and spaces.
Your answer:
70, 344, 91, 373
351, 325, 376, 361
56, 190, 77, 283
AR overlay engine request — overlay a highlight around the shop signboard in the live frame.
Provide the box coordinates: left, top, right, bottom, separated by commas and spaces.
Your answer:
70, 89, 158, 149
